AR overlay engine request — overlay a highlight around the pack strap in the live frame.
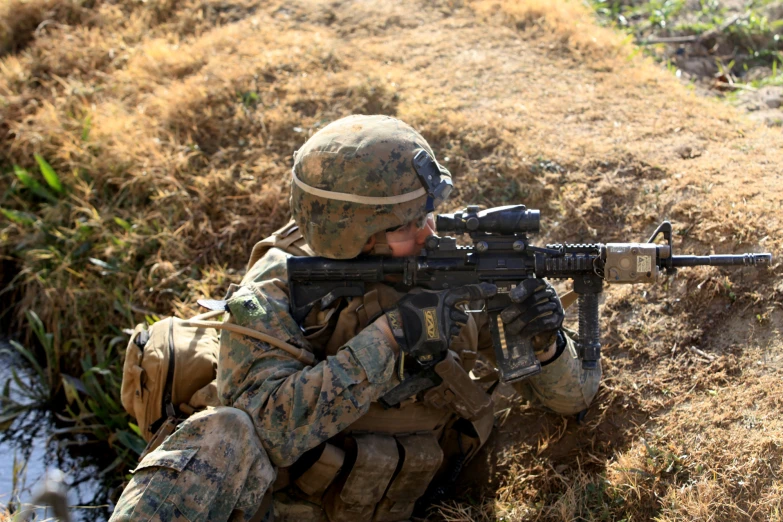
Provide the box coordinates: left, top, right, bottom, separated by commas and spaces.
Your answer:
355, 289, 384, 329
139, 417, 180, 461
246, 221, 315, 272
182, 310, 316, 366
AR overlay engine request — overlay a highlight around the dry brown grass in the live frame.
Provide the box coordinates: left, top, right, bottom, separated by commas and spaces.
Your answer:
1, 0, 782, 518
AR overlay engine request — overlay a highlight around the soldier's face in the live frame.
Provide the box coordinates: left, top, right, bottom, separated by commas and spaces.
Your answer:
386, 214, 436, 257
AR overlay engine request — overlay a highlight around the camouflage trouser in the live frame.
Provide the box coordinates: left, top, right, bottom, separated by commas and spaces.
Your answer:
110, 407, 275, 522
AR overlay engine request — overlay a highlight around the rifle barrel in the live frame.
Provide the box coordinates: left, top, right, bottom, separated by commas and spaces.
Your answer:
671, 253, 772, 267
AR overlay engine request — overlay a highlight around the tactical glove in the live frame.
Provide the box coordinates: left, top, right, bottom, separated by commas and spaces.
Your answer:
500, 278, 564, 353
385, 283, 497, 369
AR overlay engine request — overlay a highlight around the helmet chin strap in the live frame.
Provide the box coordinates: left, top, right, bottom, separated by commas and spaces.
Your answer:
368, 230, 393, 256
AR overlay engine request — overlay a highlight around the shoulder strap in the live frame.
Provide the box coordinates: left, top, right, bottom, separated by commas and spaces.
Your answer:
182, 310, 315, 365
247, 220, 315, 271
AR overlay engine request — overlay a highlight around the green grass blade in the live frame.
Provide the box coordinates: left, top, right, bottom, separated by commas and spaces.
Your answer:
61, 373, 91, 404
24, 311, 57, 387
82, 114, 92, 141
7, 341, 47, 386
13, 165, 58, 203
101, 392, 120, 413
113, 217, 132, 232
89, 257, 117, 271
10, 367, 44, 401
0, 410, 23, 431
34, 154, 63, 194
115, 430, 147, 455
98, 454, 127, 477
128, 423, 142, 437
0, 208, 35, 225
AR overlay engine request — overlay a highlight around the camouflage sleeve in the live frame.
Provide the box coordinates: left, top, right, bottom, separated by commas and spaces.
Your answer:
217, 248, 399, 467
475, 314, 601, 415
516, 332, 602, 415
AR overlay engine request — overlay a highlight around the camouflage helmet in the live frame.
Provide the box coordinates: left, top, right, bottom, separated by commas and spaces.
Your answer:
291, 115, 453, 259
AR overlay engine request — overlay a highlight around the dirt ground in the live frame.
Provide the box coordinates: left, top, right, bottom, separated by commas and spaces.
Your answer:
1, 0, 782, 520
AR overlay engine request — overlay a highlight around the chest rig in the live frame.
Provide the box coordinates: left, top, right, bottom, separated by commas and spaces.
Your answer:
253, 222, 495, 522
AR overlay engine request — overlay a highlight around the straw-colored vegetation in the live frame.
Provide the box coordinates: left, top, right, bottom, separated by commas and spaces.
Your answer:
1, 0, 782, 519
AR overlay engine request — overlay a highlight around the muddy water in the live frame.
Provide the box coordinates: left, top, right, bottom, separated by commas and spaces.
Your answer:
0, 340, 114, 521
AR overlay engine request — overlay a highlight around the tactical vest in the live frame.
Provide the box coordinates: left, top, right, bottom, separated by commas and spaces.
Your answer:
253, 221, 495, 522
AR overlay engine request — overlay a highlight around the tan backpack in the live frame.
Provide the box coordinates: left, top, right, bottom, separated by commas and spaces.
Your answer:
121, 315, 221, 443
121, 221, 316, 450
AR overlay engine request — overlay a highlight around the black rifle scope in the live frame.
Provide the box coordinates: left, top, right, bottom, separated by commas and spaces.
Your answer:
436, 205, 540, 235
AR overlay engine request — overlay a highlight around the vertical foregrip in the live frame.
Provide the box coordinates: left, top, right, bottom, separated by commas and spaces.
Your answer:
578, 293, 601, 370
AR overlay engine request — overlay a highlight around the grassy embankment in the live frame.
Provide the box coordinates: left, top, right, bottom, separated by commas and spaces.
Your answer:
589, 0, 783, 125
591, 0, 783, 81
1, 0, 783, 519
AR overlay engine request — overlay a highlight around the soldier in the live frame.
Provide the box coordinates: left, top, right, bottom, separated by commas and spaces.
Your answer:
110, 115, 601, 521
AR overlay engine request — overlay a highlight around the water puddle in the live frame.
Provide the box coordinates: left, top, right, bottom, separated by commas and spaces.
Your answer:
0, 340, 115, 521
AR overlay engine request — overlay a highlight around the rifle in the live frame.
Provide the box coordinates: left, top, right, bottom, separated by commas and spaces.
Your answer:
287, 205, 771, 403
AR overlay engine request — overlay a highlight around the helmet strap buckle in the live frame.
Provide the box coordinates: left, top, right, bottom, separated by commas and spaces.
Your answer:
369, 230, 393, 256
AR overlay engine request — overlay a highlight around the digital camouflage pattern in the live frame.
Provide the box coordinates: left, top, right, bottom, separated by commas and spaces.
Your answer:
218, 246, 401, 466
475, 316, 602, 415
514, 334, 601, 415
110, 407, 275, 522
109, 110, 601, 518
110, 245, 601, 520
291, 115, 451, 259
221, 248, 599, 464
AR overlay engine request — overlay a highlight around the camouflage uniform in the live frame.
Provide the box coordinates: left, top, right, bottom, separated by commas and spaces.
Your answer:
110, 407, 275, 521
111, 244, 600, 521
219, 247, 401, 467
110, 116, 601, 521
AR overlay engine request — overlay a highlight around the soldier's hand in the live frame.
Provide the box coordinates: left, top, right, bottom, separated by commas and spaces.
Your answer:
385, 283, 497, 368
500, 278, 564, 352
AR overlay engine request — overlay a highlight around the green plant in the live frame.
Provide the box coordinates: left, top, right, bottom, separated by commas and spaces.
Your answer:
0, 311, 60, 409
11, 164, 58, 204
589, 0, 783, 90
6, 451, 27, 518
58, 335, 146, 461
647, 0, 685, 30
1, 310, 144, 474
